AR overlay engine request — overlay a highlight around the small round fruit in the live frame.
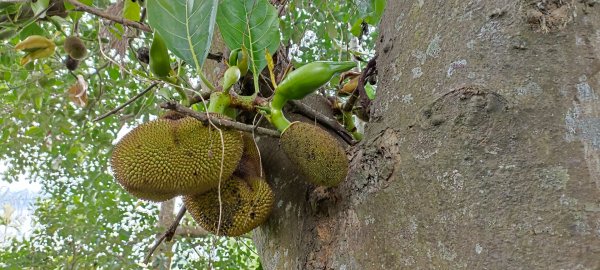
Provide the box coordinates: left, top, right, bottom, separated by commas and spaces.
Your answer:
64, 36, 87, 60
64, 56, 79, 71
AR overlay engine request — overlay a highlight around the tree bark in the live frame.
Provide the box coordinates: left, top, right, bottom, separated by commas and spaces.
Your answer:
254, 1, 600, 269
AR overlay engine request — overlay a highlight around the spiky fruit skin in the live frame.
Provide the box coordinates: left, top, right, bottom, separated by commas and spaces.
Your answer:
183, 176, 274, 236
121, 185, 177, 202
280, 122, 348, 187
110, 117, 244, 201
64, 36, 87, 60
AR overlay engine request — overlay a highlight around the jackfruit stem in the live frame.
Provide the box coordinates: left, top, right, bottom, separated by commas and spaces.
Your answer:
342, 111, 363, 141
269, 93, 291, 132
208, 92, 231, 115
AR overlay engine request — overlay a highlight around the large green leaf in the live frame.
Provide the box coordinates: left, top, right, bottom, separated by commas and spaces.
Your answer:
31, 0, 49, 18
146, 0, 219, 71
123, 0, 141, 22
217, 0, 280, 76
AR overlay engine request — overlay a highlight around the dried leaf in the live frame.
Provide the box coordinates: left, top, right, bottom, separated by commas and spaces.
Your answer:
265, 48, 277, 89
338, 71, 361, 85
67, 75, 88, 107
338, 76, 359, 97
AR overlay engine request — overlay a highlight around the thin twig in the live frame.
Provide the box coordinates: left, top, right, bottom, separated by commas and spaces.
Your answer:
273, 0, 290, 17
93, 82, 159, 122
143, 206, 187, 264
161, 101, 281, 137
289, 100, 356, 145
165, 207, 188, 242
343, 54, 378, 113
85, 62, 110, 80
65, 0, 152, 32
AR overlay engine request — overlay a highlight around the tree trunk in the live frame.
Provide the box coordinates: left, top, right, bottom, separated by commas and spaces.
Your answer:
254, 1, 600, 269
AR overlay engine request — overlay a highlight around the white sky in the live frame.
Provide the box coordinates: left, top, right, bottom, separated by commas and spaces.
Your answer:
0, 122, 136, 243
0, 162, 41, 244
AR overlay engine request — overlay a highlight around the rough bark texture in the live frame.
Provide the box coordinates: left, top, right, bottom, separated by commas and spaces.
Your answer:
254, 1, 600, 269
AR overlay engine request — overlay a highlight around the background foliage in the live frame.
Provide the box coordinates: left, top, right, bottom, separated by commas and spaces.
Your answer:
0, 0, 380, 268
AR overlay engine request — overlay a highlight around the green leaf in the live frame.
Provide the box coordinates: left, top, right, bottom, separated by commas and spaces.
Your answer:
31, 0, 49, 18
64, 0, 92, 21
146, 0, 219, 71
108, 67, 119, 80
365, 82, 376, 100
325, 21, 338, 40
123, 0, 141, 22
217, 0, 280, 76
0, 29, 17, 41
25, 126, 42, 136
365, 0, 386, 25
350, 18, 363, 37
19, 23, 45, 40
33, 94, 43, 110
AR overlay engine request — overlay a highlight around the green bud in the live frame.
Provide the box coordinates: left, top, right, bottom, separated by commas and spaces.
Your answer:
237, 47, 249, 76
275, 61, 356, 100
228, 48, 241, 66
222, 66, 241, 93
149, 32, 171, 78
268, 61, 356, 132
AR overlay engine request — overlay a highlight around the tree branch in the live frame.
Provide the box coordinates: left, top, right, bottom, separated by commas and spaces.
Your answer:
143, 206, 187, 264
160, 101, 281, 138
65, 0, 152, 32
93, 82, 159, 122
289, 100, 357, 145
175, 226, 210, 238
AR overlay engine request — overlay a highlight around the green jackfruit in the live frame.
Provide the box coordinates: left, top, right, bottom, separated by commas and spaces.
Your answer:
183, 176, 274, 236
121, 185, 177, 202
64, 36, 87, 60
280, 122, 348, 187
110, 117, 244, 201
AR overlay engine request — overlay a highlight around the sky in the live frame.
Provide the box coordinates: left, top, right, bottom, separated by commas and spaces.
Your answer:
0, 123, 136, 243
0, 162, 41, 243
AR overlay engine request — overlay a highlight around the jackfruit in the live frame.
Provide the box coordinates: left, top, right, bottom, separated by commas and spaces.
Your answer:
64, 36, 87, 60
121, 185, 177, 202
110, 117, 244, 201
183, 176, 274, 236
280, 122, 348, 187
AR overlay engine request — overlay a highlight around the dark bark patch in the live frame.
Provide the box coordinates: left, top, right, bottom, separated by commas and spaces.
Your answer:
405, 86, 512, 174
308, 186, 339, 213
415, 86, 509, 130
346, 128, 402, 199
524, 0, 574, 33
